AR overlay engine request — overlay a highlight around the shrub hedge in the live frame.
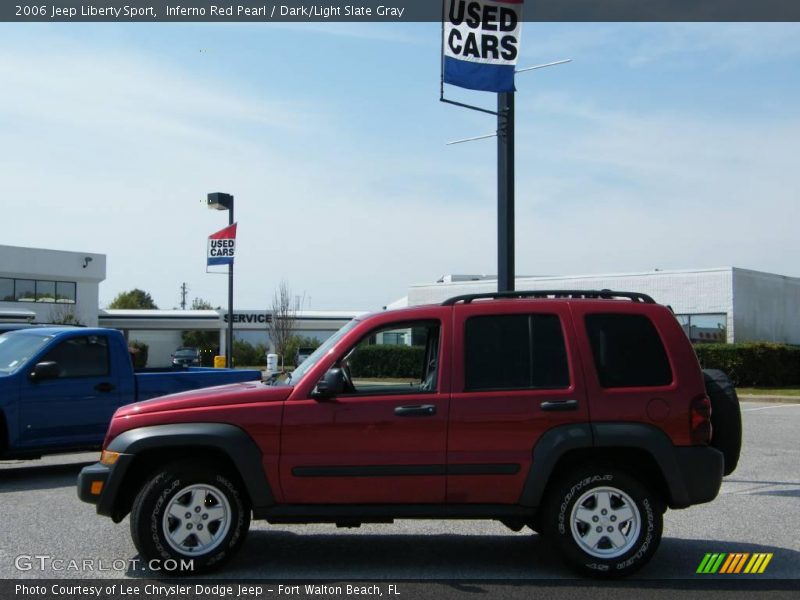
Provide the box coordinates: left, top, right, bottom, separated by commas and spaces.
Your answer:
128, 340, 149, 369
350, 345, 425, 379
232, 339, 268, 367
693, 343, 800, 387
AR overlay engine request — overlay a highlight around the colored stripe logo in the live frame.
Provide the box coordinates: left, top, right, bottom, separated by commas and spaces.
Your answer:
696, 553, 773, 574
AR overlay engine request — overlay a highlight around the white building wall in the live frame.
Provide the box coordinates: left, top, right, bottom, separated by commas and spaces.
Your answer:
127, 330, 184, 368
408, 268, 737, 343
732, 268, 800, 344
0, 244, 106, 326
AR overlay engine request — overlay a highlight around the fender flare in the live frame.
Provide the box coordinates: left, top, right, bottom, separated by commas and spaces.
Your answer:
518, 423, 593, 508
107, 423, 274, 510
519, 422, 694, 508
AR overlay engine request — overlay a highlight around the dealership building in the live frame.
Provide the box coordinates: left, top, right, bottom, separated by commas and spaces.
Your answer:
0, 244, 106, 327
404, 268, 800, 346
2, 244, 799, 367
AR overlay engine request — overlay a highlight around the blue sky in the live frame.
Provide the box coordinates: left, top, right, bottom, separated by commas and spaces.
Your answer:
1, 22, 799, 310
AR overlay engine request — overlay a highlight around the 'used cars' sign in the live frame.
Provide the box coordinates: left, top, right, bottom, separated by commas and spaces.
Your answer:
207, 223, 237, 266
443, 0, 524, 93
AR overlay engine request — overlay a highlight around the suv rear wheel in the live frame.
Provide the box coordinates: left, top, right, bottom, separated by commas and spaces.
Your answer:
130, 460, 250, 574
542, 465, 663, 578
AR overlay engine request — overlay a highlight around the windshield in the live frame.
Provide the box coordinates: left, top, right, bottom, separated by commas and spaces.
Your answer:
281, 319, 359, 385
174, 349, 198, 357
0, 332, 52, 374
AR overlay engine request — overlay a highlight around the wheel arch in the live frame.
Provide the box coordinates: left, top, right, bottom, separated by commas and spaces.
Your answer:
103, 423, 274, 522
520, 423, 692, 510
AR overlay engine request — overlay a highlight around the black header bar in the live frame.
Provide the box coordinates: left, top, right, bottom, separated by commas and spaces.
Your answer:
4, 1, 800, 23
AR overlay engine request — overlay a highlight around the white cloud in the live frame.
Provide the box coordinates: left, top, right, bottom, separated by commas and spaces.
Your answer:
2, 25, 799, 313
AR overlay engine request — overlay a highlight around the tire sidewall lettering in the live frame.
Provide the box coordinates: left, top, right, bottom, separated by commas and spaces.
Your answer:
549, 468, 662, 577
133, 466, 250, 573
151, 478, 181, 560
557, 474, 613, 535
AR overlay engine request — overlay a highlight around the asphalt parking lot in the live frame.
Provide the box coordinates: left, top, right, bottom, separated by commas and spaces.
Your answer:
1, 400, 798, 581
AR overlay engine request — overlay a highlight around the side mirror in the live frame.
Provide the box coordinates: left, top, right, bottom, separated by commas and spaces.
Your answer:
312, 368, 344, 400
30, 361, 61, 381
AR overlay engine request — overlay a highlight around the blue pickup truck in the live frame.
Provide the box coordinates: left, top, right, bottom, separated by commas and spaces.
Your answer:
0, 327, 262, 459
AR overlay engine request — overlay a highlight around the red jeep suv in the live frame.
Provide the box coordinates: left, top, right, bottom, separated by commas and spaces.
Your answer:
78, 290, 741, 577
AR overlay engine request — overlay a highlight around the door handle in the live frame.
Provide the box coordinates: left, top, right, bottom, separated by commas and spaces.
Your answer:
394, 404, 437, 417
94, 382, 115, 393
540, 399, 578, 412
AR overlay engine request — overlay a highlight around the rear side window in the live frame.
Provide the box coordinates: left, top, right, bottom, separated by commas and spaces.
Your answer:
585, 314, 672, 388
465, 314, 569, 391
40, 335, 110, 378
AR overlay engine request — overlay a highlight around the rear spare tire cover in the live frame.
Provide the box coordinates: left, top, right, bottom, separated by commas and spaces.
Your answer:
702, 369, 742, 476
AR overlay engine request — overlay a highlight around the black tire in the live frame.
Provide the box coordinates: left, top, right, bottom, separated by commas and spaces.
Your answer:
0, 411, 7, 457
130, 460, 250, 575
541, 465, 663, 578
702, 369, 742, 476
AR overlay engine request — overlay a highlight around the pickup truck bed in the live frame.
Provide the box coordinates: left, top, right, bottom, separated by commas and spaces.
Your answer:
0, 327, 261, 458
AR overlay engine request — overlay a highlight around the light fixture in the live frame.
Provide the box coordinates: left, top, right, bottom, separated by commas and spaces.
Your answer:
83, 256, 93, 268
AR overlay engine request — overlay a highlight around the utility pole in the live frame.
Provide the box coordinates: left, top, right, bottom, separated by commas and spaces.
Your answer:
180, 282, 189, 310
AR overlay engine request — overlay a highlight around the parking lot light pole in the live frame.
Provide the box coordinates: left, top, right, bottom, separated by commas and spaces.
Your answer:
207, 192, 234, 368
444, 60, 571, 295
497, 91, 514, 293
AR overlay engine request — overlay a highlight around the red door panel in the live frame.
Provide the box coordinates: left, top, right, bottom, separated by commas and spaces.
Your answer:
280, 392, 448, 503
447, 301, 588, 504
280, 308, 452, 504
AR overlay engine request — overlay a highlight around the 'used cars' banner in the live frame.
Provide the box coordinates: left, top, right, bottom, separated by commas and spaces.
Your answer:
443, 0, 524, 93
207, 223, 237, 266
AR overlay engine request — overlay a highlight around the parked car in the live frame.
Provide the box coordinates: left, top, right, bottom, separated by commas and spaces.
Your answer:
294, 346, 316, 366
0, 327, 262, 459
172, 347, 201, 367
78, 290, 741, 577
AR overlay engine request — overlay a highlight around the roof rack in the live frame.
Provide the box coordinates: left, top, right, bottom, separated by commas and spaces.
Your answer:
441, 289, 656, 306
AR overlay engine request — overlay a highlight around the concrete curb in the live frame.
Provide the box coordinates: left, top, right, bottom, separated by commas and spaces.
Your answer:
738, 394, 800, 404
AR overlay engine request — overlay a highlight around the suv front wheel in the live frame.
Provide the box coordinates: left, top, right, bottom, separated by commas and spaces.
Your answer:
130, 460, 251, 575
542, 466, 663, 578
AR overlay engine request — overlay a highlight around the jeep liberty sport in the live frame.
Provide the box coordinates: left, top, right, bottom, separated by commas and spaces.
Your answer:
78, 290, 741, 577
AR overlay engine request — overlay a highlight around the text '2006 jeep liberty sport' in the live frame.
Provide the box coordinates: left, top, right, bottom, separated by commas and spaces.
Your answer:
78, 290, 741, 577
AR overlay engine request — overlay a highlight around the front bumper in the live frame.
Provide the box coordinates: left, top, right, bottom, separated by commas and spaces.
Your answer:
77, 462, 111, 505
671, 446, 724, 508
77, 454, 134, 519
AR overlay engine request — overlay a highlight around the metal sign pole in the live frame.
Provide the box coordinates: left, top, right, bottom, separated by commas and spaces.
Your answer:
497, 91, 515, 293
227, 207, 234, 369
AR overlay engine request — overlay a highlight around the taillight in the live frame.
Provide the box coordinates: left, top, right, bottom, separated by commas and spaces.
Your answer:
690, 395, 712, 445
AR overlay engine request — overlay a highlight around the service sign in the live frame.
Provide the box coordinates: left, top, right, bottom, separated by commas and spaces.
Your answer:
207, 222, 237, 266
443, 0, 524, 93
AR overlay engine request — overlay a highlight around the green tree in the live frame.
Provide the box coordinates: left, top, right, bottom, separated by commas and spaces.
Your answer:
232, 340, 268, 367
48, 304, 84, 326
190, 297, 217, 310
128, 340, 149, 369
108, 289, 158, 309
267, 280, 301, 360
